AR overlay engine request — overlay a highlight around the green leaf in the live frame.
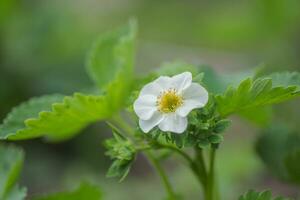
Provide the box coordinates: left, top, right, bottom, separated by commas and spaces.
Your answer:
32, 182, 102, 200
239, 190, 290, 200
0, 145, 24, 199
285, 149, 300, 184
216, 76, 300, 117
0, 93, 113, 141
199, 65, 258, 94
86, 19, 137, 111
0, 95, 64, 140
238, 106, 273, 126
268, 71, 300, 92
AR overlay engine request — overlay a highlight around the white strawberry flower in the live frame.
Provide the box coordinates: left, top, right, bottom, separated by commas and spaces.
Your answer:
133, 72, 209, 134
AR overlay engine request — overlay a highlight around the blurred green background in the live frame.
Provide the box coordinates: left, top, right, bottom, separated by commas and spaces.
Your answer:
1, 0, 300, 199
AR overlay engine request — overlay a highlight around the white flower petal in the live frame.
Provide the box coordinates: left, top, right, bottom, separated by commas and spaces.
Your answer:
177, 83, 209, 117
140, 82, 163, 97
139, 111, 164, 133
133, 95, 157, 120
158, 114, 187, 134
153, 76, 172, 90
171, 72, 192, 92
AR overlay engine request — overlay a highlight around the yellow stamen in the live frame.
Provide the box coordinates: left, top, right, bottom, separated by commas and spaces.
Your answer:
157, 89, 183, 113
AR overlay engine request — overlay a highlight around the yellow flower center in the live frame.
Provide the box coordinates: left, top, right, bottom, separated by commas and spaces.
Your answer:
157, 89, 183, 113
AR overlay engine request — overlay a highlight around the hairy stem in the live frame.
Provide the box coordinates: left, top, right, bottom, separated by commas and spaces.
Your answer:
146, 150, 177, 199
192, 148, 208, 199
206, 147, 217, 200
157, 143, 194, 164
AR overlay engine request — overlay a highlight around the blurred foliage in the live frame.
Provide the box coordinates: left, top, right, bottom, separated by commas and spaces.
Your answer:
239, 190, 290, 200
32, 183, 102, 200
256, 124, 300, 185
0, 145, 26, 200
0, 0, 300, 199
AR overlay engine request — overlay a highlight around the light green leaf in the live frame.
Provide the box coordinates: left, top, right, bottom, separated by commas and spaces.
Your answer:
86, 19, 137, 111
0, 145, 24, 198
268, 71, 300, 91
0, 93, 112, 141
239, 190, 290, 200
216, 76, 300, 117
32, 183, 102, 200
4, 185, 27, 200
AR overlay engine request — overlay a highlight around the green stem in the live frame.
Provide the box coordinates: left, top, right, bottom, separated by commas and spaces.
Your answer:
192, 148, 208, 199
146, 150, 177, 199
112, 115, 135, 137
157, 144, 194, 164
206, 147, 217, 200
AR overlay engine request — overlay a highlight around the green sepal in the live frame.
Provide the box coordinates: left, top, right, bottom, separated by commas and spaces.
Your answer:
213, 119, 231, 133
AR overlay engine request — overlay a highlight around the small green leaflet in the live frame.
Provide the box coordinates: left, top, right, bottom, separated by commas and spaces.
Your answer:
104, 125, 136, 182
239, 190, 290, 200
32, 183, 102, 200
0, 145, 25, 199
216, 72, 300, 117
0, 93, 112, 141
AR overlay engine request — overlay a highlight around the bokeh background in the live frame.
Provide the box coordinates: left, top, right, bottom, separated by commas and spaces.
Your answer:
1, 0, 300, 199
